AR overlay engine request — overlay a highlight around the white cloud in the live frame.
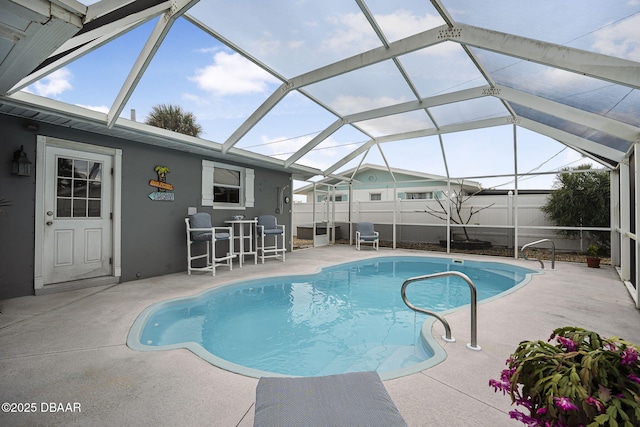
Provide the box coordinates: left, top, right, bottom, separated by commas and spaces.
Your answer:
75, 104, 109, 114
322, 12, 379, 53
357, 114, 428, 137
196, 46, 219, 54
330, 94, 409, 115
288, 40, 305, 49
190, 51, 280, 96
254, 34, 282, 56
375, 10, 442, 41
31, 68, 72, 97
591, 14, 640, 61
539, 68, 587, 91
321, 10, 446, 55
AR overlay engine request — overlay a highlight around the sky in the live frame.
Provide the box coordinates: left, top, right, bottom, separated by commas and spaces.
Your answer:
22, 0, 640, 193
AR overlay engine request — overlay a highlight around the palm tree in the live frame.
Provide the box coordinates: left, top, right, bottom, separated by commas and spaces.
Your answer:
145, 104, 203, 137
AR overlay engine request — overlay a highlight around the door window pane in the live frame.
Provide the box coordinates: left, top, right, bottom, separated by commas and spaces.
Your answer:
57, 178, 72, 197
88, 181, 101, 198
88, 162, 102, 180
73, 199, 87, 217
74, 160, 88, 179
58, 158, 73, 177
88, 200, 101, 217
73, 180, 87, 197
57, 198, 71, 217
56, 156, 103, 218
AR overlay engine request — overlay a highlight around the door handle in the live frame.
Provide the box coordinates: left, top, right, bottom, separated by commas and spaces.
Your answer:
46, 221, 53, 226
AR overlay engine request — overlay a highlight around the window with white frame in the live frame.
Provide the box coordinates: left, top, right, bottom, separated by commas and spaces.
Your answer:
202, 160, 254, 208
405, 192, 432, 200
316, 194, 345, 202
370, 193, 382, 201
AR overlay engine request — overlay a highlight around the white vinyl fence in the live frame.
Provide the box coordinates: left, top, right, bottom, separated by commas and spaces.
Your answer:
293, 193, 599, 252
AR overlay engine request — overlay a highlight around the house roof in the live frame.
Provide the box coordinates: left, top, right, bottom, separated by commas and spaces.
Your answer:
294, 163, 482, 194
0, 1, 638, 182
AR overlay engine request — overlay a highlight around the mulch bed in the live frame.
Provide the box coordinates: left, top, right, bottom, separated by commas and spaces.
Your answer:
293, 238, 611, 266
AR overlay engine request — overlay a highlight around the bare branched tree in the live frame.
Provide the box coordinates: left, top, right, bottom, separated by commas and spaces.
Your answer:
423, 181, 494, 241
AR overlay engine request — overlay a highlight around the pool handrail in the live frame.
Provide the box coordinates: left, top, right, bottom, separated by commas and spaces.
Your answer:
401, 271, 481, 351
520, 239, 555, 270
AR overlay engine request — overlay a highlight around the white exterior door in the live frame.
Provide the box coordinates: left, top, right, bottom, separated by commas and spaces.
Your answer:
313, 189, 330, 247
43, 146, 112, 284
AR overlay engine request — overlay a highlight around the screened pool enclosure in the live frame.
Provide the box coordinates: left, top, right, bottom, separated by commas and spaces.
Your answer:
0, 0, 638, 304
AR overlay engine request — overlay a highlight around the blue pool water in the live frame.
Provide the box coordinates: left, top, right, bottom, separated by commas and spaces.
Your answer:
128, 256, 537, 378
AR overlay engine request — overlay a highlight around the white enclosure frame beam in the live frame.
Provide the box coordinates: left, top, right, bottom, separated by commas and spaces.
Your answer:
322, 117, 509, 177
518, 118, 626, 164
9, 10, 159, 95
619, 147, 640, 308
287, 86, 489, 167
611, 169, 621, 267
635, 149, 639, 308
622, 147, 640, 308
288, 25, 447, 89
438, 133, 452, 254
494, 85, 640, 143
84, 0, 135, 23
285, 119, 343, 167
324, 140, 377, 176
222, 24, 451, 153
107, 0, 198, 128
512, 124, 520, 259
620, 160, 631, 283
222, 84, 289, 153
450, 24, 640, 89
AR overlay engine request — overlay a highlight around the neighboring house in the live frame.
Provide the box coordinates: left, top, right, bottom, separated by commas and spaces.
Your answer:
292, 166, 568, 250
294, 164, 482, 202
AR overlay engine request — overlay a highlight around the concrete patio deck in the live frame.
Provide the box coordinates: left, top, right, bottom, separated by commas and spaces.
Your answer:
1, 245, 638, 427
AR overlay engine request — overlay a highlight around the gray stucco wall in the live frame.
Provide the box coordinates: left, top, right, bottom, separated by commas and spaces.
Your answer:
0, 115, 292, 299
0, 118, 36, 299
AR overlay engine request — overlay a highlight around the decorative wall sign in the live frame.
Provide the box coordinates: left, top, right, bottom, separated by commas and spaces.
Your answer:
149, 165, 174, 201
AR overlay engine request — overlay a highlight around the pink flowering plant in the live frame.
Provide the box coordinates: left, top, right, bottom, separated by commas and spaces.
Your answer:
490, 326, 640, 427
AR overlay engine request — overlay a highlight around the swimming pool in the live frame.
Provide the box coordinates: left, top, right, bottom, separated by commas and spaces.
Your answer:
127, 256, 538, 379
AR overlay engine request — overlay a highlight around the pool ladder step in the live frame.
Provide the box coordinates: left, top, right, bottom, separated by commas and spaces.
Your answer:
375, 346, 427, 372
317, 343, 429, 376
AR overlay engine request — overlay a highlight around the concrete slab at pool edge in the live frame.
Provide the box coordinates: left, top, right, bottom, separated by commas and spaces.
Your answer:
1, 245, 638, 426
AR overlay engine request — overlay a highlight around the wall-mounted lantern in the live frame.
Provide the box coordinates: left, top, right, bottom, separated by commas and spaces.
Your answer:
12, 145, 32, 177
